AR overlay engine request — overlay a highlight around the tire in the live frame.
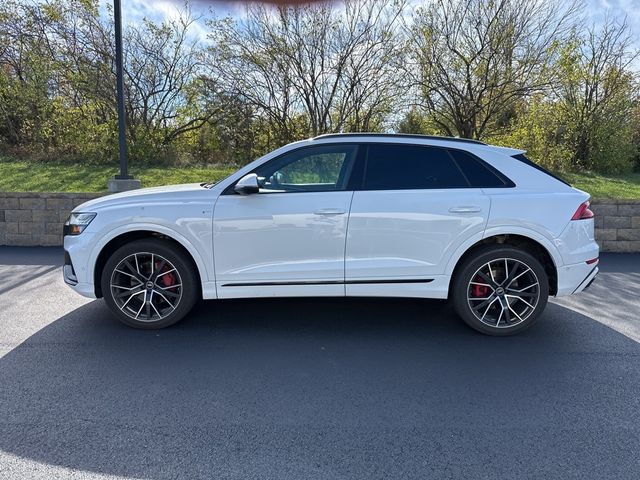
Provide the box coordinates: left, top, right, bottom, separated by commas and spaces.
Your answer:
101, 238, 199, 329
451, 245, 549, 336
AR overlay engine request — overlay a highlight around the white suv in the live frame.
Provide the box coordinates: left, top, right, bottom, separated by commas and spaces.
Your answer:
63, 134, 599, 335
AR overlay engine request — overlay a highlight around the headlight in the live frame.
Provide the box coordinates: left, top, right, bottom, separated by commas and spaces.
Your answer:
63, 212, 96, 235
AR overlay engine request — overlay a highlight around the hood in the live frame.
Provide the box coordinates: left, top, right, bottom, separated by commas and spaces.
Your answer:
74, 183, 210, 212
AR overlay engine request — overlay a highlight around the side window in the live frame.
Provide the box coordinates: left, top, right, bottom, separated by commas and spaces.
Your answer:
512, 153, 569, 186
255, 145, 357, 193
364, 145, 468, 190
449, 149, 510, 187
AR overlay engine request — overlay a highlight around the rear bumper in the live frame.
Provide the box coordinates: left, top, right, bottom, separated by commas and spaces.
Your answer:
577, 268, 598, 293
556, 261, 598, 297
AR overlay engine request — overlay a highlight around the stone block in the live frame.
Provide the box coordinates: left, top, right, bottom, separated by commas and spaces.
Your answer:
5, 233, 36, 246
5, 209, 31, 222
603, 216, 631, 229
2, 222, 18, 234
632, 217, 640, 229
46, 197, 73, 211
32, 209, 59, 223
19, 222, 45, 235
35, 234, 62, 246
0, 197, 19, 209
594, 228, 617, 241
593, 215, 604, 229
590, 204, 618, 216
19, 197, 46, 210
617, 229, 640, 241
71, 198, 89, 208
45, 222, 62, 235
617, 204, 640, 216
602, 240, 640, 253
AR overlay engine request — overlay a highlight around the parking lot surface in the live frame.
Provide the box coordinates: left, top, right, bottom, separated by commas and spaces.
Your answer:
0, 247, 639, 479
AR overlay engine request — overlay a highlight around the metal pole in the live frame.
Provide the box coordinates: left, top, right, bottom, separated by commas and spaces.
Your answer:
114, 0, 130, 179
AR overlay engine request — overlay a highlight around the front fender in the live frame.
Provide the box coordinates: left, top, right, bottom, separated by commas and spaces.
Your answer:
86, 223, 213, 289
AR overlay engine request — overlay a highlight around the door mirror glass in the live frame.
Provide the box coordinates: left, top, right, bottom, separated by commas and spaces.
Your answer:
234, 173, 260, 195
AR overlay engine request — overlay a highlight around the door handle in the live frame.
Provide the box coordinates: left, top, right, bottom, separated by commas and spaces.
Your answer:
314, 208, 346, 216
449, 206, 482, 213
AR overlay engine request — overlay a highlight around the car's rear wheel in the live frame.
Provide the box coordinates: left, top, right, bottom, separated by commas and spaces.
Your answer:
101, 239, 199, 329
452, 245, 549, 336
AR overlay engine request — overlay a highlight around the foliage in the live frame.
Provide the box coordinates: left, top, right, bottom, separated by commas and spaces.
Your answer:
492, 19, 639, 174
0, 0, 638, 177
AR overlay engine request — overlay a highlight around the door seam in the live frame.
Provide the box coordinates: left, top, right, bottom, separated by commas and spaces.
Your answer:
342, 190, 356, 296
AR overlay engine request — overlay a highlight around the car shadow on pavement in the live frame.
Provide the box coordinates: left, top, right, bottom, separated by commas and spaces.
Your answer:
1, 297, 639, 479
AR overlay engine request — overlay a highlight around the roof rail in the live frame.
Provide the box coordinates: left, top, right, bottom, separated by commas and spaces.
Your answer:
312, 132, 486, 145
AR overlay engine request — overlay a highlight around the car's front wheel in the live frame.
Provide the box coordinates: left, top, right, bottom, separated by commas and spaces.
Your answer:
452, 245, 549, 336
101, 238, 199, 329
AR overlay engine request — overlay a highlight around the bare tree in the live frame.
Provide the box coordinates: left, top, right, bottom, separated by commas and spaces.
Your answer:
208, 0, 406, 145
52, 1, 220, 145
409, 0, 579, 139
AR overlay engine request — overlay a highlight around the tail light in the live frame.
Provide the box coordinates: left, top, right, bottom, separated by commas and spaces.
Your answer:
571, 201, 594, 221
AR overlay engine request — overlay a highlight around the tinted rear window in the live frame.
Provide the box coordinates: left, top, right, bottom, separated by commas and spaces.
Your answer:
449, 149, 509, 187
512, 153, 571, 186
364, 145, 468, 190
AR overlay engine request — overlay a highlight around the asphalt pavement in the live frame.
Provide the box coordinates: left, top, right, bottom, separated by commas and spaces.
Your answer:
0, 247, 639, 480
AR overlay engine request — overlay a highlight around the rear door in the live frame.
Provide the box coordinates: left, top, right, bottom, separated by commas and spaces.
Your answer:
345, 144, 491, 294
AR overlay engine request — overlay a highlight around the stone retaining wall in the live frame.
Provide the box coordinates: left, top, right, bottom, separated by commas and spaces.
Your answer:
1, 192, 639, 252
0, 192, 102, 246
591, 200, 640, 253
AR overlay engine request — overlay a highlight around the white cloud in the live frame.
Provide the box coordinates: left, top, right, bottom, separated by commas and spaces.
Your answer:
590, 0, 640, 34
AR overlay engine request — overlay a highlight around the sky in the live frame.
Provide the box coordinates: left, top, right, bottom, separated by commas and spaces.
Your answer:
117, 0, 640, 51
589, 0, 640, 33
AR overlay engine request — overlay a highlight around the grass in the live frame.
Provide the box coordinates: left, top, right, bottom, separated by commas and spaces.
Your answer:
0, 158, 235, 193
0, 157, 639, 199
562, 171, 640, 200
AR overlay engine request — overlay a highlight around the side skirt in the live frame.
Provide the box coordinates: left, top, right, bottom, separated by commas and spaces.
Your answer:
215, 276, 451, 300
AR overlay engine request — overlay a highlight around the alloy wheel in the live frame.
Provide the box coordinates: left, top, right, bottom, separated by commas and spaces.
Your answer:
466, 258, 540, 329
109, 252, 183, 322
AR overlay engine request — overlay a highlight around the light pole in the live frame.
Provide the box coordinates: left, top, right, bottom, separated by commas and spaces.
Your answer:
108, 0, 141, 192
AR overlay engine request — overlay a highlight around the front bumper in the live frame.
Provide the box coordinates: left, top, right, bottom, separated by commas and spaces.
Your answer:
63, 250, 78, 285
63, 233, 98, 299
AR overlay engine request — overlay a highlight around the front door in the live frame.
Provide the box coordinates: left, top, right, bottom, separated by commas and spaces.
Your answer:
213, 144, 358, 298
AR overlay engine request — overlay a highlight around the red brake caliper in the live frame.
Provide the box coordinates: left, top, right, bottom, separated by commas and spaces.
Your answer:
155, 261, 176, 288
471, 275, 489, 298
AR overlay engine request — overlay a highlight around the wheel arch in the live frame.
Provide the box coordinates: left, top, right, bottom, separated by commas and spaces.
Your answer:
447, 232, 559, 297
92, 228, 205, 298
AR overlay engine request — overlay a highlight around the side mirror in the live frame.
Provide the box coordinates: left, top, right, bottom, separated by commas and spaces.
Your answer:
234, 173, 260, 195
